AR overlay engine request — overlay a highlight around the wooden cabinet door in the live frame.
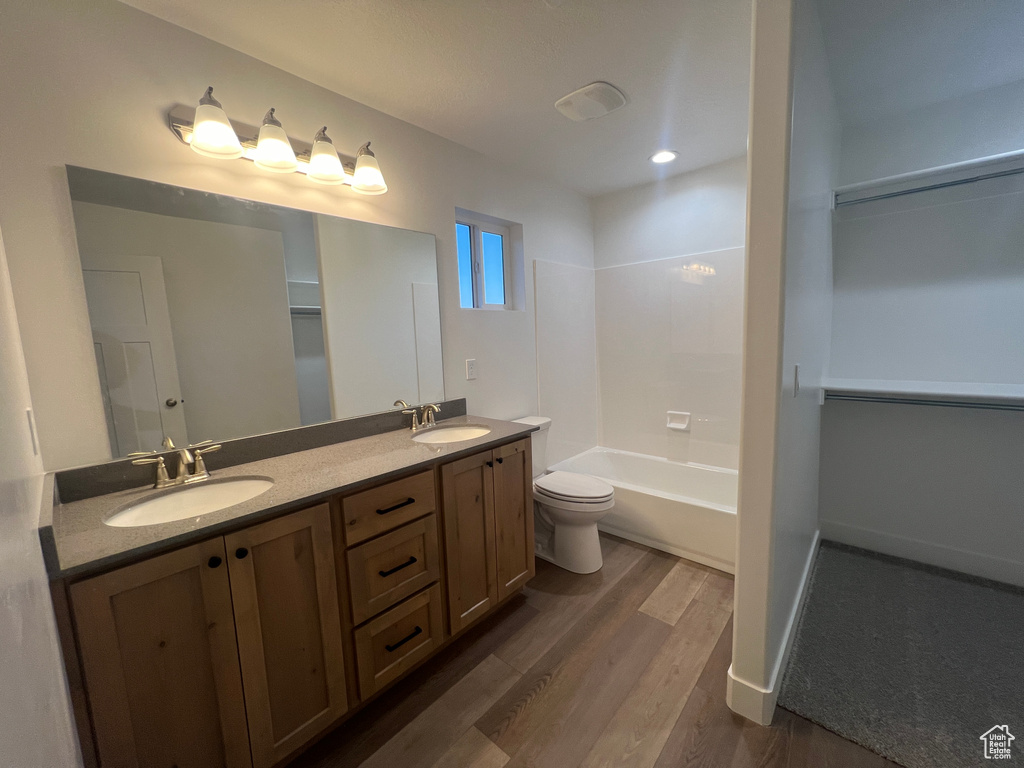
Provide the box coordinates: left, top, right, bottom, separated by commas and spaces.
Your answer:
70, 539, 251, 768
441, 450, 498, 634
492, 439, 536, 600
225, 504, 348, 768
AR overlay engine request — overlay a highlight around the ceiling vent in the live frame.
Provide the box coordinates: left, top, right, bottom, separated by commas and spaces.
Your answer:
554, 82, 627, 122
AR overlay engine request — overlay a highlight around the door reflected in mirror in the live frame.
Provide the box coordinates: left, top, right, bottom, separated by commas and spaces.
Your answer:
68, 166, 444, 459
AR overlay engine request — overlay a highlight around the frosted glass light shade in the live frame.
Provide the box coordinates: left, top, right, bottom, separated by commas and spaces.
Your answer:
253, 109, 297, 173
307, 127, 346, 185
190, 88, 243, 160
352, 142, 387, 195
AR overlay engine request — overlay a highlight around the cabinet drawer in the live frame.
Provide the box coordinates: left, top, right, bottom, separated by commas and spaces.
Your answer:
342, 470, 436, 546
347, 515, 440, 625
353, 584, 443, 699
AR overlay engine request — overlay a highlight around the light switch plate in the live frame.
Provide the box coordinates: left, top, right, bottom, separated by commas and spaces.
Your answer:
465, 359, 477, 380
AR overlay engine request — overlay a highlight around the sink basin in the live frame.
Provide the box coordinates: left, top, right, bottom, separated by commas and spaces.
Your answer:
105, 477, 275, 528
412, 425, 492, 444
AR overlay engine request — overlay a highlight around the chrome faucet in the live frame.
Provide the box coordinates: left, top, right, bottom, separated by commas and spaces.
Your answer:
395, 400, 440, 431
421, 403, 441, 426
187, 441, 222, 483
131, 437, 222, 489
402, 406, 423, 430
165, 436, 194, 482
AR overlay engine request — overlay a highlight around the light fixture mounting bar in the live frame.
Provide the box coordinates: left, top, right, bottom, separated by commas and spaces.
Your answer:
167, 104, 358, 174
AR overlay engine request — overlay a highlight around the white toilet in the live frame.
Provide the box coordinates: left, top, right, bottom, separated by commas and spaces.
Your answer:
513, 417, 615, 574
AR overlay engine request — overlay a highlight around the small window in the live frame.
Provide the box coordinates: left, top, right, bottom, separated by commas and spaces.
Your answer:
456, 216, 512, 309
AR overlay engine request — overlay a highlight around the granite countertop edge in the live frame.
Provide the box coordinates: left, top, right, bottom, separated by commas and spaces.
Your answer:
45, 416, 537, 581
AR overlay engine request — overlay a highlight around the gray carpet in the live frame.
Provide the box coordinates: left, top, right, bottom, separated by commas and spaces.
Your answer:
779, 541, 1024, 768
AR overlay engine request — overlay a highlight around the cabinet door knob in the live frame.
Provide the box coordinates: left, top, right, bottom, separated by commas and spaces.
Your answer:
235, 547, 249, 559
496, 457, 504, 464
208, 556, 222, 569
486, 461, 493, 468
165, 398, 179, 407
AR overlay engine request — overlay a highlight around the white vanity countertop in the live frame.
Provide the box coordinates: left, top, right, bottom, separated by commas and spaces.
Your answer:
44, 415, 536, 580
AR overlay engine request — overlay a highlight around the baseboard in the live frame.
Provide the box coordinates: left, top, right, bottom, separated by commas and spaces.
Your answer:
597, 523, 735, 574
820, 519, 1024, 588
726, 529, 820, 725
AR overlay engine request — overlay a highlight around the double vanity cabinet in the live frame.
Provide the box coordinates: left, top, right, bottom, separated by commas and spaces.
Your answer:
54, 433, 535, 768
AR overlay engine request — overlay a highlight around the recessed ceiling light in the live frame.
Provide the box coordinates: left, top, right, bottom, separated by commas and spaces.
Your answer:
650, 150, 678, 164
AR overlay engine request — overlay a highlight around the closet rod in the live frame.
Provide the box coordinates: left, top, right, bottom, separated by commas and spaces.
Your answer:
834, 164, 1024, 208
825, 392, 1024, 413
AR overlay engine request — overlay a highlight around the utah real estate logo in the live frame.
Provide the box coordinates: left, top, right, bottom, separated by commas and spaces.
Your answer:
980, 725, 1015, 760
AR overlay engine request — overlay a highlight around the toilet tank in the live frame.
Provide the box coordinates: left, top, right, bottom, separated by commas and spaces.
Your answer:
512, 416, 551, 478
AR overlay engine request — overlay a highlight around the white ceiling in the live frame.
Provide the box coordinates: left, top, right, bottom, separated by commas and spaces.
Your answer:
816, 0, 1024, 127
117, 0, 753, 197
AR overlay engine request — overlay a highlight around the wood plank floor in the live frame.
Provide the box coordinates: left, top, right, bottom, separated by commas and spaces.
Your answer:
288, 535, 898, 768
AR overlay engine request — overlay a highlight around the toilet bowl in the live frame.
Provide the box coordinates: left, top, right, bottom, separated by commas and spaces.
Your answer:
533, 470, 615, 574
513, 416, 616, 574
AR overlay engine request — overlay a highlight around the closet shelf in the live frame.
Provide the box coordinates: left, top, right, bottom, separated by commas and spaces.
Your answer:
822, 379, 1024, 405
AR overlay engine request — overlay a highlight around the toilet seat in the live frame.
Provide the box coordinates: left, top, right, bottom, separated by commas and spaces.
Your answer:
534, 486, 614, 509
534, 471, 614, 503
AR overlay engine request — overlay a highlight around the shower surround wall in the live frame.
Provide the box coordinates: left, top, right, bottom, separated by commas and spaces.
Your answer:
591, 156, 748, 469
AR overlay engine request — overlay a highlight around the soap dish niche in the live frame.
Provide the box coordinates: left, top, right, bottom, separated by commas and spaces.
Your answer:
666, 411, 691, 432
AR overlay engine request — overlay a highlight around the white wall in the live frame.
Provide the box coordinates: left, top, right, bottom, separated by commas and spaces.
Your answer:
533, 260, 599, 467
591, 157, 748, 468
728, 0, 838, 724
71, 202, 303, 445
0, 227, 81, 766
0, 0, 595, 470
591, 156, 748, 270
829, 174, 1024, 384
819, 400, 1024, 588
839, 78, 1024, 187
764, 0, 838, 704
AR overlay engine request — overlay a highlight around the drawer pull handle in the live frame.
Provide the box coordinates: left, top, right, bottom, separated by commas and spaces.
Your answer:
385, 626, 422, 653
379, 556, 418, 578
377, 497, 415, 515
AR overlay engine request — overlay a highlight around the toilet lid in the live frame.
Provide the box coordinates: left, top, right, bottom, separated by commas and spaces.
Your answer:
534, 471, 614, 502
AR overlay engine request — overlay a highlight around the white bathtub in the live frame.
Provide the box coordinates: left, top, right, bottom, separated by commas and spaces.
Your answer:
549, 447, 737, 573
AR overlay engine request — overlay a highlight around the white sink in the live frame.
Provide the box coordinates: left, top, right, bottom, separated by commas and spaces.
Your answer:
105, 477, 275, 528
412, 425, 492, 444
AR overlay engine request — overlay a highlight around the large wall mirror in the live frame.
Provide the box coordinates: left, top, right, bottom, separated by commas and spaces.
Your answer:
67, 167, 444, 459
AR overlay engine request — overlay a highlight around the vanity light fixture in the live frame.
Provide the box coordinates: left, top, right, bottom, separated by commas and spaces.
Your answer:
190, 87, 244, 160
650, 150, 678, 164
352, 142, 388, 195
253, 108, 298, 173
307, 127, 347, 185
167, 87, 388, 193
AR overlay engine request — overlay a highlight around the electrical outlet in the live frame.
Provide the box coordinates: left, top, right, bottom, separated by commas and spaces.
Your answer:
465, 358, 477, 380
